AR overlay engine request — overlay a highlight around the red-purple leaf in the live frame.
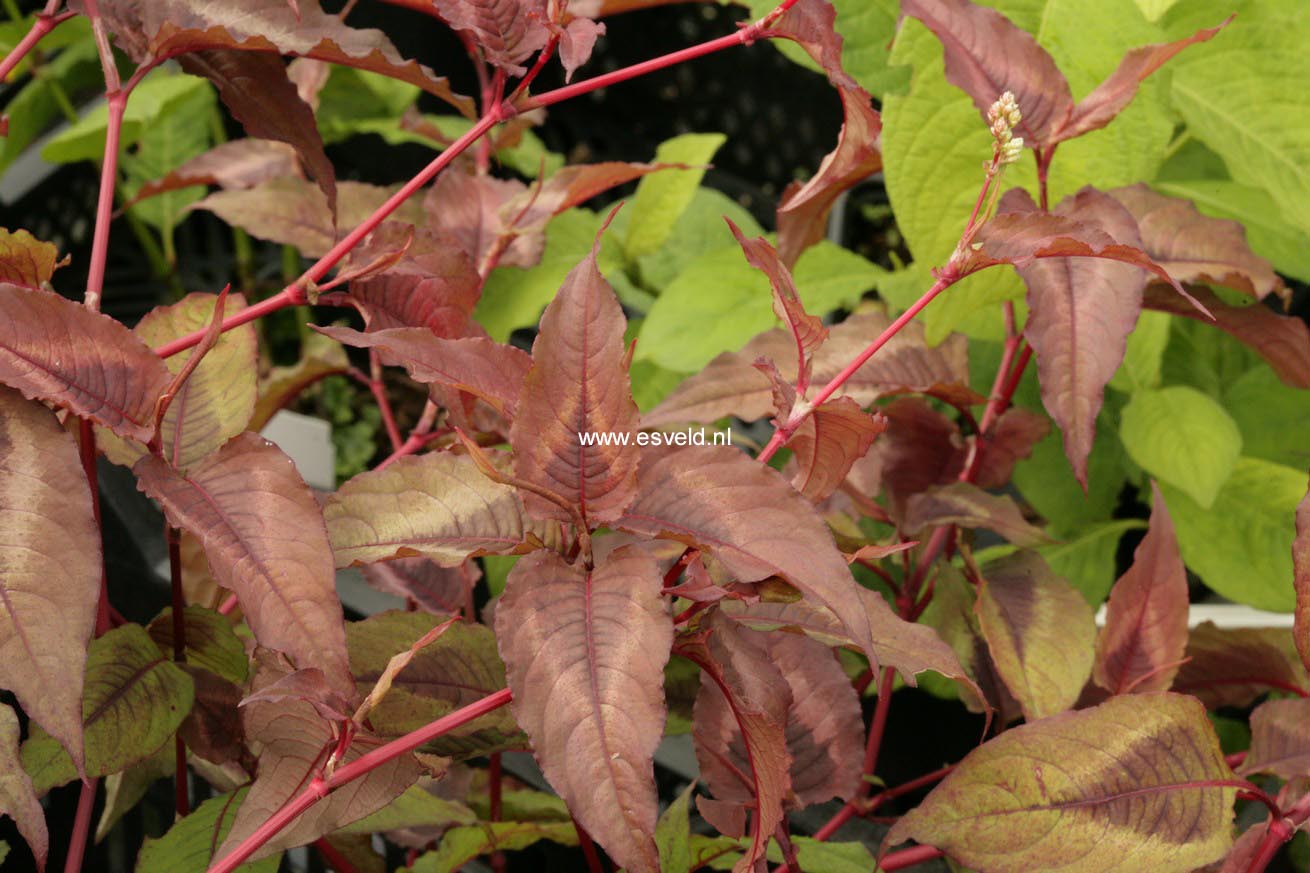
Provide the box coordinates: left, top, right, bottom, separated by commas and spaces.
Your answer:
976, 551, 1095, 720
901, 0, 1074, 148
770, 0, 882, 266
240, 666, 353, 724
618, 445, 877, 660
787, 397, 886, 502
0, 388, 99, 778
495, 546, 672, 873
856, 397, 965, 519
506, 161, 689, 235
678, 616, 788, 872
1093, 485, 1188, 695
921, 567, 1020, 721
510, 222, 640, 525
344, 223, 482, 336
557, 15, 604, 80
1171, 622, 1310, 709
0, 285, 171, 442
1296, 479, 1310, 673
135, 432, 355, 698
427, 0, 550, 74
1143, 284, 1310, 389
128, 138, 302, 207
972, 407, 1050, 490
422, 170, 542, 271
362, 557, 478, 615
0, 228, 67, 290
983, 188, 1151, 485
316, 327, 529, 418
324, 452, 535, 568
1239, 698, 1310, 781
0, 703, 47, 872
1057, 21, 1230, 144
887, 693, 1237, 872
1109, 183, 1284, 302
905, 482, 1049, 547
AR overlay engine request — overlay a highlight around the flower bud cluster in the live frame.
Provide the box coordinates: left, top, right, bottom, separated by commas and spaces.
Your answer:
987, 91, 1024, 165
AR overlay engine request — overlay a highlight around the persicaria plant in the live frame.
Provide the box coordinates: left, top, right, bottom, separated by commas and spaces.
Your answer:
3, 0, 1310, 871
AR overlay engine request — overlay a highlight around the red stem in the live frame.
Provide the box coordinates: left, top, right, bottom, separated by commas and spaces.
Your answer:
314, 837, 359, 873
0, 10, 75, 83
575, 819, 606, 873
489, 751, 506, 873
859, 667, 897, 799
209, 688, 513, 873
167, 526, 190, 817
63, 778, 98, 873
365, 354, 404, 452
880, 845, 946, 872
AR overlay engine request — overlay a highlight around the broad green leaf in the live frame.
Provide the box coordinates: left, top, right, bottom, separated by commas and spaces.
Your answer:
887, 693, 1236, 871
1161, 457, 1303, 611
136, 788, 278, 873
405, 821, 578, 873
634, 187, 763, 292
121, 80, 216, 233
1160, 314, 1262, 400
316, 66, 421, 143
0, 31, 100, 175
704, 838, 879, 873
21, 624, 195, 795
623, 133, 726, 260
353, 111, 562, 178
96, 744, 173, 842
747, 0, 906, 97
147, 606, 249, 686
1119, 385, 1242, 508
338, 785, 477, 834
637, 241, 882, 373
1134, 0, 1182, 20
1011, 411, 1129, 535
1169, 4, 1310, 237
656, 783, 695, 873
42, 71, 210, 164
1223, 366, 1310, 471
1108, 309, 1171, 392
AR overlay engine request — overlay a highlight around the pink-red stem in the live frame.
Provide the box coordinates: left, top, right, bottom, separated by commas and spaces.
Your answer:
881, 844, 947, 871
63, 778, 98, 873
0, 10, 74, 83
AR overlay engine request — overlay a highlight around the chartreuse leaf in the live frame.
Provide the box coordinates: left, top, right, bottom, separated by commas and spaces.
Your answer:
1161, 458, 1303, 611
315, 66, 420, 143
1108, 309, 1171, 392
496, 547, 672, 873
0, 388, 100, 776
43, 71, 211, 164
1160, 314, 1262, 401
21, 624, 195, 796
1223, 366, 1310, 471
0, 27, 100, 176
1119, 386, 1242, 508
746, 0, 905, 97
136, 788, 278, 873
704, 838, 878, 873
623, 133, 726, 260
656, 783, 696, 873
1297, 480, 1310, 674
634, 187, 763, 291
1134, 0, 1182, 21
887, 693, 1236, 871
121, 79, 216, 234
405, 822, 579, 873
0, 704, 46, 870
338, 785, 476, 834
637, 241, 882, 373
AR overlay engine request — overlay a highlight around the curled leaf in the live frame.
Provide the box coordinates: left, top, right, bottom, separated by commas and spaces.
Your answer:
1239, 698, 1310, 781
127, 138, 302, 207
0, 704, 47, 871
1171, 622, 1310, 709
0, 228, 66, 290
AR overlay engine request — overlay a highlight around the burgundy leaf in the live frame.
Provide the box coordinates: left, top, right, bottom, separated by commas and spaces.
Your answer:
1143, 284, 1310, 389
901, 0, 1074, 148
176, 49, 336, 215
1057, 21, 1230, 144
1297, 480, 1310, 673
216, 658, 422, 860
128, 138, 302, 207
345, 223, 482, 336
324, 452, 535, 568
1239, 698, 1310, 781
985, 187, 1150, 485
317, 327, 529, 418
422, 170, 542, 270
1093, 485, 1188, 695
1110, 184, 1284, 302
240, 667, 354, 723
135, 432, 354, 698
971, 407, 1050, 490
855, 397, 965, 519
0, 703, 47, 871
618, 445, 876, 660
678, 616, 788, 872
0, 228, 67, 290
427, 0, 549, 74
787, 398, 886, 502
496, 546, 671, 873
362, 557, 478, 615
905, 481, 1049, 547
174, 665, 246, 766
0, 389, 99, 777
1172, 622, 1310, 709
510, 220, 640, 525
770, 0, 882, 266
976, 550, 1096, 720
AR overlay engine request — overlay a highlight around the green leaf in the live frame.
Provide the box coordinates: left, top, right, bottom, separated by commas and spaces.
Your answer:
42, 71, 211, 164
336, 110, 562, 178
405, 821, 579, 873
0, 23, 100, 175
1160, 314, 1262, 400
121, 81, 216, 233
747, 0, 907, 97
21, 624, 195, 795
1119, 386, 1242, 508
136, 788, 279, 873
1161, 457, 1303, 611
1169, 4, 1310, 238
636, 241, 882, 373
1223, 366, 1310, 470
623, 133, 726, 260
338, 785, 477, 835
703, 837, 879, 873
1134, 0, 1182, 21
1011, 411, 1129, 535
656, 782, 695, 873
634, 187, 763, 292
316, 66, 420, 143
147, 606, 249, 686
1108, 309, 1171, 392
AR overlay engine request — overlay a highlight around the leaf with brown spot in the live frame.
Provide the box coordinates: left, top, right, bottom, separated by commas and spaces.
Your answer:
0, 388, 99, 776
0, 704, 47, 871
343, 224, 480, 337
905, 481, 1049, 547
618, 445, 876, 661
496, 546, 671, 873
0, 228, 66, 290
362, 557, 479, 616
1171, 622, 1310, 709
127, 138, 301, 208
887, 693, 1236, 872
1093, 485, 1188, 695
787, 398, 885, 502
135, 432, 354, 698
976, 550, 1095, 721
0, 284, 171, 442
511, 220, 640, 524
178, 665, 246, 766
1296, 478, 1310, 673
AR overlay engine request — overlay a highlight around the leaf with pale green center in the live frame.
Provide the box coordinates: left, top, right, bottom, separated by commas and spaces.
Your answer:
1119, 386, 1241, 509
135, 432, 354, 697
1172, 622, 1310, 709
324, 452, 534, 568
920, 566, 1020, 721
0, 388, 99, 776
905, 481, 1050, 547
0, 228, 66, 290
887, 693, 1237, 872
21, 624, 195, 796
0, 285, 171, 442
135, 788, 279, 873
976, 550, 1096, 721
1238, 698, 1310, 781
0, 704, 46, 872
495, 547, 671, 873
617, 445, 876, 660
510, 220, 640, 525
